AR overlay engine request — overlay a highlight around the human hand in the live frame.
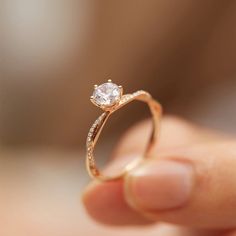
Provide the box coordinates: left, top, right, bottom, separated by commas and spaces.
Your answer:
82, 116, 236, 236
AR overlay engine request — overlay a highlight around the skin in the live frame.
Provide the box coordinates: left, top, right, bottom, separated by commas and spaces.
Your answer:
2, 1, 236, 234
83, 116, 236, 236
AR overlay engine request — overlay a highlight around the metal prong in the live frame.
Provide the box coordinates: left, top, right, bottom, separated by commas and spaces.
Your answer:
94, 85, 98, 89
119, 85, 123, 92
119, 85, 123, 96
90, 96, 94, 100
108, 79, 112, 82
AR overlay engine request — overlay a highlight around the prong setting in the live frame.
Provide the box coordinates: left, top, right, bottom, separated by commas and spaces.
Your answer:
91, 81, 123, 111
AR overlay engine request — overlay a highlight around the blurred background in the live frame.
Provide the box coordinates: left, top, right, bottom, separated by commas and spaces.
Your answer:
1, 0, 236, 235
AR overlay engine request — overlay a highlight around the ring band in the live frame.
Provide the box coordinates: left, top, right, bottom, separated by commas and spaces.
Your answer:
86, 80, 162, 182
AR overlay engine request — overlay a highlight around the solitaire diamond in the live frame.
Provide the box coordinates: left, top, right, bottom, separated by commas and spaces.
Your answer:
92, 82, 122, 107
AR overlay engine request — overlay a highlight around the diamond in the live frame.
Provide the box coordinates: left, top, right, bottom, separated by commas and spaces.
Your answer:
92, 82, 122, 107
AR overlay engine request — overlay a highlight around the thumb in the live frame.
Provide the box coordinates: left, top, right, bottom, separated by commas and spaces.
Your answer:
124, 141, 236, 229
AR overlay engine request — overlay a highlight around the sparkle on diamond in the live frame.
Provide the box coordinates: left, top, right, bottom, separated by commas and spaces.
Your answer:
93, 82, 121, 107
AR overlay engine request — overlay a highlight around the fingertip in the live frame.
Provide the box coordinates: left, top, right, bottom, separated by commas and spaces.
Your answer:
82, 180, 154, 226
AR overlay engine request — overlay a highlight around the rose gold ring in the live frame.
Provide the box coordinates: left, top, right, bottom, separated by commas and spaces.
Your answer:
86, 80, 162, 182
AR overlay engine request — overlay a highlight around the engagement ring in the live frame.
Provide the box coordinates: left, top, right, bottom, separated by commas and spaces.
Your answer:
86, 80, 162, 181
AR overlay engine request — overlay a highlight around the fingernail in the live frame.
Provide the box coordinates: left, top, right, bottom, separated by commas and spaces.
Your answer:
125, 159, 194, 211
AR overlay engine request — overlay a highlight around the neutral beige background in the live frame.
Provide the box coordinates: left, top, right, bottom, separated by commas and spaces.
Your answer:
0, 1, 236, 235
